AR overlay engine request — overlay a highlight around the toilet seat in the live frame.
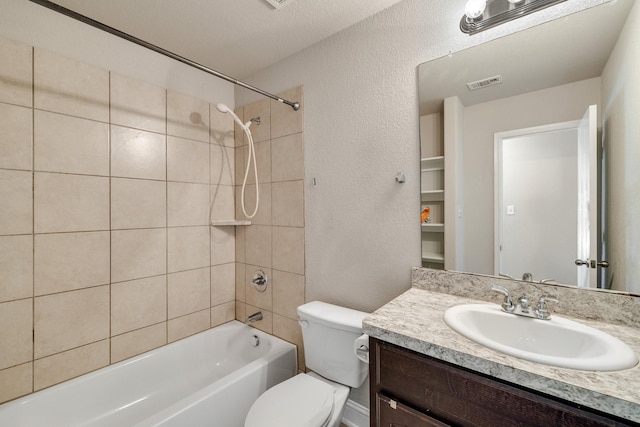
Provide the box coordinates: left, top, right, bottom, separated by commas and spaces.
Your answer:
245, 373, 335, 427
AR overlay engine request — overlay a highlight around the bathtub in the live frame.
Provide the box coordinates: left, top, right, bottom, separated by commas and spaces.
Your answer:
0, 321, 297, 427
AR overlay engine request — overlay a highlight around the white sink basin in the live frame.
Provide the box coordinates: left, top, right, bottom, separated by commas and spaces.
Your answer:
443, 304, 638, 371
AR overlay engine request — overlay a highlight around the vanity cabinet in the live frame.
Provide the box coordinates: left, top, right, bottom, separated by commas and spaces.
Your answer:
370, 338, 637, 427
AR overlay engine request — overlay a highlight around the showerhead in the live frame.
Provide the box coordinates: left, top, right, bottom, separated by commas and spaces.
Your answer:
216, 103, 252, 129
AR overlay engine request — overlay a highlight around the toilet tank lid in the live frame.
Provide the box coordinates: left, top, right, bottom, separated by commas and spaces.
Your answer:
297, 301, 368, 333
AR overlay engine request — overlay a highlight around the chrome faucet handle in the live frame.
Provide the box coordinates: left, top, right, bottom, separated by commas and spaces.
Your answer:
491, 285, 515, 313
517, 295, 531, 313
534, 295, 558, 320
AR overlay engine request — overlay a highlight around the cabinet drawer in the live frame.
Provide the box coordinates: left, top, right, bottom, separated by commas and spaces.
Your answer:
377, 393, 449, 427
371, 338, 634, 427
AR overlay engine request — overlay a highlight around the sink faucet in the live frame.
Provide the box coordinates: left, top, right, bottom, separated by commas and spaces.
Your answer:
491, 285, 558, 320
245, 311, 263, 325
534, 295, 558, 320
522, 272, 533, 281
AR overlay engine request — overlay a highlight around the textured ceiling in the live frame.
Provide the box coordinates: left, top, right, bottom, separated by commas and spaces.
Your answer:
46, 0, 404, 79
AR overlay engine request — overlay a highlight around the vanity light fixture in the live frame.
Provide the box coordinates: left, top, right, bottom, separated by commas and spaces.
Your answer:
461, 0, 568, 35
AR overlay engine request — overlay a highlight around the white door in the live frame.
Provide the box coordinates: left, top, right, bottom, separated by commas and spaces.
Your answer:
576, 104, 598, 287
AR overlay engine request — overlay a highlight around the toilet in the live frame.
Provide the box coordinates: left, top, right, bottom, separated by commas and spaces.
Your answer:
245, 301, 369, 427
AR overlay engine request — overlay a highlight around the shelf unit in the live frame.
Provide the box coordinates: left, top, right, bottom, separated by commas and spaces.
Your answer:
421, 156, 445, 269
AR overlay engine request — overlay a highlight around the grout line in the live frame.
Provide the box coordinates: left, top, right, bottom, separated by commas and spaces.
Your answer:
31, 45, 36, 394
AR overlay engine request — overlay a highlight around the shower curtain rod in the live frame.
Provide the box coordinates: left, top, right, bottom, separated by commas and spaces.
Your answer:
28, 0, 301, 111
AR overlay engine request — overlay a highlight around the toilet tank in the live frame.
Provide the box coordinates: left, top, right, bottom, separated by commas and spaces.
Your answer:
297, 301, 368, 388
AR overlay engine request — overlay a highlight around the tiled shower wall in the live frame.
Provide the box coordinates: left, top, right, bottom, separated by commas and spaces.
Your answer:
233, 87, 306, 371
0, 36, 243, 403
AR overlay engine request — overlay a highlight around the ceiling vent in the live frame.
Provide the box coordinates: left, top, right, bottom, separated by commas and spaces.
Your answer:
263, 0, 293, 9
466, 75, 503, 91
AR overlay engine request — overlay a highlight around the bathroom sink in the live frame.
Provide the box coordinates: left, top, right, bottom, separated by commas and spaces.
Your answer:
443, 304, 638, 371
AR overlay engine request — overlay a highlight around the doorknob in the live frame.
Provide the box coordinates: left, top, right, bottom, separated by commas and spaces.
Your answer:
575, 259, 609, 268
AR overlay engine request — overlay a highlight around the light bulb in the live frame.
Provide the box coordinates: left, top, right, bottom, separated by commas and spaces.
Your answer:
464, 0, 487, 20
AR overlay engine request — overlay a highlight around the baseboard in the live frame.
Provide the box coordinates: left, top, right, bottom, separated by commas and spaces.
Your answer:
341, 399, 369, 427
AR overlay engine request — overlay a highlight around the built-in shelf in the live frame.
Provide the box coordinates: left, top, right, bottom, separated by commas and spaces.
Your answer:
421, 252, 445, 263
421, 189, 444, 201
209, 220, 251, 226
421, 223, 444, 232
420, 156, 444, 171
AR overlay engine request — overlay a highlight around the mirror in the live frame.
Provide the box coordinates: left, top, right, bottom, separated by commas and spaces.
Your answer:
418, 0, 639, 294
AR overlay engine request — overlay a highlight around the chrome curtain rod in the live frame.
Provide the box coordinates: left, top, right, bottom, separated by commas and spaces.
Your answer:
28, 0, 301, 111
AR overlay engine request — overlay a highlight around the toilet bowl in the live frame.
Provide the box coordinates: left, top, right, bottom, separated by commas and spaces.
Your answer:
244, 372, 349, 427
244, 301, 369, 427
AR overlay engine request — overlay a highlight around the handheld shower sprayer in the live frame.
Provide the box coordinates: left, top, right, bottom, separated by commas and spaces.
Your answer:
216, 103, 259, 219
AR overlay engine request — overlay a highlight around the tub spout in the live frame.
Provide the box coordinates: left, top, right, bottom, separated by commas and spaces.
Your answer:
245, 312, 263, 325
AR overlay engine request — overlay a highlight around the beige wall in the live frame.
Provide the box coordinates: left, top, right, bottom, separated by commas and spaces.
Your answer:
601, 0, 640, 293
461, 77, 601, 274
233, 87, 307, 371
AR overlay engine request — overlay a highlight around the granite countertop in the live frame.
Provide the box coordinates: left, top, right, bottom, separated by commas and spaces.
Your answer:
363, 288, 640, 423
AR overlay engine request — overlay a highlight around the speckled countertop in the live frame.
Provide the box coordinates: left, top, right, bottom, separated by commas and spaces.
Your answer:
363, 287, 640, 424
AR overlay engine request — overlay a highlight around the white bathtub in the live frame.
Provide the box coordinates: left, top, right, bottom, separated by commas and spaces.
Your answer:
0, 321, 297, 427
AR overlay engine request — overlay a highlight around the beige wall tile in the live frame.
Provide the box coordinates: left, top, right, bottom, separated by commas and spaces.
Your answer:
271, 133, 304, 182
210, 105, 234, 148
111, 72, 166, 134
210, 185, 235, 223
111, 276, 167, 335
245, 265, 272, 311
0, 169, 32, 235
246, 141, 271, 185
111, 178, 166, 229
167, 136, 210, 184
243, 99, 270, 143
272, 180, 304, 227
271, 87, 303, 139
168, 226, 210, 273
211, 263, 235, 306
233, 108, 245, 148
211, 302, 235, 327
235, 263, 246, 303
168, 267, 210, 319
111, 323, 167, 363
34, 49, 109, 122
235, 146, 245, 185
168, 309, 210, 343
111, 125, 166, 181
34, 340, 109, 391
167, 90, 209, 143
168, 182, 209, 227
34, 110, 109, 176
111, 228, 166, 283
0, 37, 33, 107
245, 304, 272, 334
34, 286, 110, 358
273, 313, 304, 370
0, 363, 32, 403
35, 231, 110, 296
0, 103, 32, 170
210, 145, 234, 186
235, 301, 246, 322
235, 227, 246, 264
0, 235, 32, 302
210, 226, 235, 266
34, 172, 109, 233
0, 299, 33, 370
273, 226, 305, 275
237, 183, 271, 226
273, 270, 305, 320
245, 225, 272, 268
